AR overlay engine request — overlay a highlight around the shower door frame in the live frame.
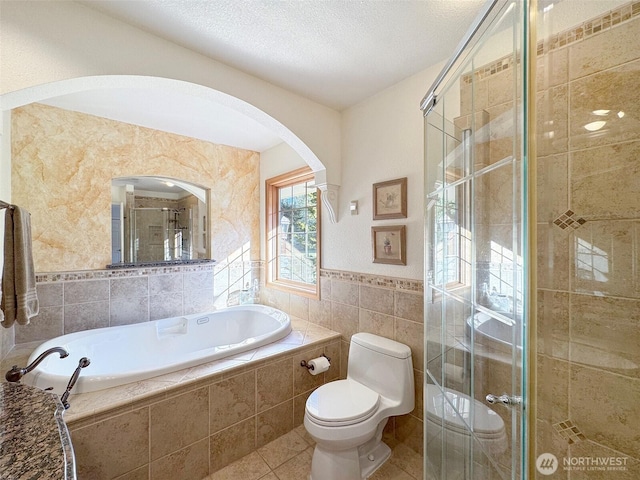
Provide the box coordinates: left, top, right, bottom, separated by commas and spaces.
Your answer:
421, 0, 537, 478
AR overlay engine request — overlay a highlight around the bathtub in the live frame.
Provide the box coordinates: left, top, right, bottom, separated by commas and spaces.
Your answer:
23, 305, 291, 395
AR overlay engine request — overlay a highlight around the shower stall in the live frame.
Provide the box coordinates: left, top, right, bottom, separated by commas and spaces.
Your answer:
130, 207, 193, 263
422, 0, 639, 479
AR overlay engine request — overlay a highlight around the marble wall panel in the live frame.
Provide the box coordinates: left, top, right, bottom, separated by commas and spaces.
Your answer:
11, 103, 260, 272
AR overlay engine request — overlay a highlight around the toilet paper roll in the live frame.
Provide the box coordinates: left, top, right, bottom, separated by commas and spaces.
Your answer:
307, 356, 330, 375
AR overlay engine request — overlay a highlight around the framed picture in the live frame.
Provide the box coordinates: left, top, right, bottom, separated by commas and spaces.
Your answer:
372, 225, 406, 265
373, 177, 407, 220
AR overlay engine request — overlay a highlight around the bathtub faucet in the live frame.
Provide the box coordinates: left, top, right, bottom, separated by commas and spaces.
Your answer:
5, 347, 70, 383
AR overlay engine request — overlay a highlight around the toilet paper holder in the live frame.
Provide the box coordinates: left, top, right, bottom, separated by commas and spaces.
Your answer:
300, 353, 331, 371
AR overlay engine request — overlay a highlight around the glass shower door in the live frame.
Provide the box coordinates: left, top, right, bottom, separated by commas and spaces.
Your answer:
422, 1, 528, 479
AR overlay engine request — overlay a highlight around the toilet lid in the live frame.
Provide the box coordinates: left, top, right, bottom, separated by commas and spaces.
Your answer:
425, 384, 505, 435
306, 379, 380, 426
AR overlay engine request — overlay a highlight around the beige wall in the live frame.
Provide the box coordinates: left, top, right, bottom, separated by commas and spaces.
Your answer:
11, 103, 259, 272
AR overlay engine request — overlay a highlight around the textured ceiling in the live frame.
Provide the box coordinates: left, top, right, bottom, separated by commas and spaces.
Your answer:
79, 0, 486, 110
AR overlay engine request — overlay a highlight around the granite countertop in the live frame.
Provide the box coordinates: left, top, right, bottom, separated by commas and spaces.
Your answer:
0, 382, 75, 480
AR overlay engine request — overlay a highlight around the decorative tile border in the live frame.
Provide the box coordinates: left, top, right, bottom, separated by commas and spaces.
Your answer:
36, 261, 217, 283
320, 268, 423, 292
463, 0, 639, 84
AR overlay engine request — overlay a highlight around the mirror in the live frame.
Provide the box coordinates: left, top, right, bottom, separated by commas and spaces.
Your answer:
111, 176, 210, 266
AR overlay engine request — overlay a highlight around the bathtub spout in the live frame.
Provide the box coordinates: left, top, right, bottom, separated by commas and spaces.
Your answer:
5, 347, 70, 383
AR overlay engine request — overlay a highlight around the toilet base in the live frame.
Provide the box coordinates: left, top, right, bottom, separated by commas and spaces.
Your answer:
309, 440, 391, 480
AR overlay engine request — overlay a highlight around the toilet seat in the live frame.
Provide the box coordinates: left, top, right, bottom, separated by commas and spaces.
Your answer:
306, 379, 380, 427
425, 384, 505, 438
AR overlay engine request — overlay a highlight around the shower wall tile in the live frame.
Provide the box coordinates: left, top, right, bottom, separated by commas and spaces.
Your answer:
536, 355, 569, 423
148, 274, 183, 296
536, 85, 569, 156
149, 439, 209, 480
460, 76, 489, 116
150, 386, 209, 461
569, 293, 640, 378
486, 101, 517, 165
537, 289, 569, 359
568, 440, 640, 480
571, 220, 640, 299
359, 285, 393, 315
110, 297, 149, 327
487, 67, 514, 108
111, 277, 149, 301
537, 224, 571, 291
570, 364, 640, 458
15, 306, 64, 344
36, 282, 63, 307
568, 17, 640, 81
64, 301, 110, 333
569, 59, 640, 151
115, 465, 148, 480
64, 279, 109, 304
536, 46, 568, 90
570, 140, 640, 219
536, 154, 568, 222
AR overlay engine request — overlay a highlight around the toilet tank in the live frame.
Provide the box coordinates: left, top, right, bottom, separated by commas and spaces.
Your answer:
348, 333, 414, 409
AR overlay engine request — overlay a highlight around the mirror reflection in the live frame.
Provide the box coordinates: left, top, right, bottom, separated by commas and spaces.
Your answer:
111, 176, 210, 265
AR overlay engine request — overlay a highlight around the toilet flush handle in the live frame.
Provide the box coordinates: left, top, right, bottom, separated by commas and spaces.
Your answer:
486, 393, 522, 407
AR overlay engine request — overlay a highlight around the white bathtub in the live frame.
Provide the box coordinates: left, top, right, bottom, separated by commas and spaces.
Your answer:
24, 305, 291, 395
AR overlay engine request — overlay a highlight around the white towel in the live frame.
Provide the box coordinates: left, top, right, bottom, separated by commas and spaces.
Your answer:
1, 206, 39, 327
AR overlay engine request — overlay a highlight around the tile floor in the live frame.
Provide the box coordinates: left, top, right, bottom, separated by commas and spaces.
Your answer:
204, 425, 424, 480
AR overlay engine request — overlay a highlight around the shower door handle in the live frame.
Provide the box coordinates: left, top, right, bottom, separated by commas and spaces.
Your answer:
486, 393, 522, 407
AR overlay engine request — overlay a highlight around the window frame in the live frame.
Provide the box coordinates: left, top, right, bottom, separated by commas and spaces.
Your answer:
265, 166, 321, 299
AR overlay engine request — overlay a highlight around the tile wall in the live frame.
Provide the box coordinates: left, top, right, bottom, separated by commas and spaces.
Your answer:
66, 336, 341, 480
15, 265, 219, 345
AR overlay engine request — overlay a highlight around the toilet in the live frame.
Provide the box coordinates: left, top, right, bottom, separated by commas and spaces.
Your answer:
424, 384, 508, 467
304, 333, 414, 480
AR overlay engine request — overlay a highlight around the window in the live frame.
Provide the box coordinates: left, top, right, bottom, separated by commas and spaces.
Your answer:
266, 167, 320, 298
